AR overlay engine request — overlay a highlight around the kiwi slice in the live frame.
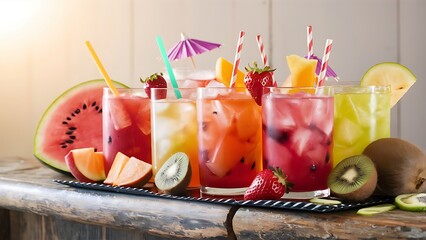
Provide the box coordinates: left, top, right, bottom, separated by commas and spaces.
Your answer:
154, 152, 192, 195
395, 193, 426, 212
328, 155, 377, 202
309, 198, 342, 205
357, 204, 396, 216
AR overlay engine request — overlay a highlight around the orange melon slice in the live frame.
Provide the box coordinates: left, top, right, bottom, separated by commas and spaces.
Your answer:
73, 148, 106, 181
113, 156, 152, 187
286, 54, 318, 87
104, 152, 129, 185
215, 57, 245, 88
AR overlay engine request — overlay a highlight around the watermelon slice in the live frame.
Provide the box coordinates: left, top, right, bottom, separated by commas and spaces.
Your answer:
33, 79, 128, 173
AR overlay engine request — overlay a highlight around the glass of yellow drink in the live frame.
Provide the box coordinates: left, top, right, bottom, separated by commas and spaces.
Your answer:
333, 84, 391, 166
151, 88, 200, 187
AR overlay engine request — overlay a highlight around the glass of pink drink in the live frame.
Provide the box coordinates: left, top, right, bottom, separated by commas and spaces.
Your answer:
197, 87, 262, 196
102, 88, 152, 174
262, 87, 334, 199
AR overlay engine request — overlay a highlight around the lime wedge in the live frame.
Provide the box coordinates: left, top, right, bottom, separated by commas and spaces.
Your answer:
357, 204, 396, 216
395, 193, 426, 212
360, 62, 416, 107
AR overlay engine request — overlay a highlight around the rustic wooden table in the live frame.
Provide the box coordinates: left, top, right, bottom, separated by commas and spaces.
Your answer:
0, 157, 425, 240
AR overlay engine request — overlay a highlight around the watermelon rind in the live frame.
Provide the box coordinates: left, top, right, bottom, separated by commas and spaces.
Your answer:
33, 79, 128, 173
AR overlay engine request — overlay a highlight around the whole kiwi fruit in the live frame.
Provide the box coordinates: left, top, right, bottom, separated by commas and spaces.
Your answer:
363, 138, 426, 197
328, 155, 378, 202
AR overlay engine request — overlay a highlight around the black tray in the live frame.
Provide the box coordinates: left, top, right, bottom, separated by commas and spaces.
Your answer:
55, 180, 393, 213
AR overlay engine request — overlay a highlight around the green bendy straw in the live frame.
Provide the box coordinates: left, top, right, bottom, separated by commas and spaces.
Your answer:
155, 36, 182, 99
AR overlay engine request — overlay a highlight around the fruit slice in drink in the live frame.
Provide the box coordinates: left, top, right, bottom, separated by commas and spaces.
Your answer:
361, 62, 416, 107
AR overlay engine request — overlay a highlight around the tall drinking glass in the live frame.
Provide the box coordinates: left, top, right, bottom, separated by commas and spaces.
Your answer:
102, 88, 152, 174
333, 85, 391, 166
262, 87, 334, 199
197, 87, 262, 196
151, 88, 200, 188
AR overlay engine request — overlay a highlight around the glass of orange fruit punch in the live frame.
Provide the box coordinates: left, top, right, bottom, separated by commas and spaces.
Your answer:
196, 58, 265, 196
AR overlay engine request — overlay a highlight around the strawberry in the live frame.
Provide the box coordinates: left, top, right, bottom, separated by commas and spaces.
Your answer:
244, 62, 276, 106
140, 73, 167, 99
243, 167, 293, 201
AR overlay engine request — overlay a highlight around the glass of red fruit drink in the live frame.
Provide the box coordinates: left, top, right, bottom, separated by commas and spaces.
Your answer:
197, 87, 263, 196
262, 87, 334, 199
102, 88, 152, 174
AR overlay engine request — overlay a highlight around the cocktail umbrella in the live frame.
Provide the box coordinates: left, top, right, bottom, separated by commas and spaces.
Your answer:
305, 54, 339, 79
167, 33, 221, 69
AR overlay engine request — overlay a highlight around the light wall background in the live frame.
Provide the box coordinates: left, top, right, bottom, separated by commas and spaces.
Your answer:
0, 0, 425, 161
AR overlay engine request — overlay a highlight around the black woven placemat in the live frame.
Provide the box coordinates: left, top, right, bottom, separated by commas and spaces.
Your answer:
54, 179, 393, 213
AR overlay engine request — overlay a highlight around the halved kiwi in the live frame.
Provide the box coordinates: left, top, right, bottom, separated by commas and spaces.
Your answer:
395, 193, 426, 212
328, 155, 377, 202
357, 204, 396, 216
154, 152, 192, 195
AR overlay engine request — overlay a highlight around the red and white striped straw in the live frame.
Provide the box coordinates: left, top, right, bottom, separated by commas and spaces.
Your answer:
317, 39, 333, 87
230, 31, 245, 87
256, 35, 268, 66
307, 25, 313, 59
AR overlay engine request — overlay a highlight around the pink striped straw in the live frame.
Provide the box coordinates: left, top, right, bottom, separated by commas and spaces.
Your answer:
230, 31, 245, 87
256, 34, 276, 85
317, 39, 333, 86
307, 25, 313, 59
256, 35, 268, 66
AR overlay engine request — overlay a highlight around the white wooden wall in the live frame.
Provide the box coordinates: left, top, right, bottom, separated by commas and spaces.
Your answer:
0, 0, 425, 160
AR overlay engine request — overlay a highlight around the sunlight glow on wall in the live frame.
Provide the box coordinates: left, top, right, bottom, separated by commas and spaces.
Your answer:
0, 0, 38, 36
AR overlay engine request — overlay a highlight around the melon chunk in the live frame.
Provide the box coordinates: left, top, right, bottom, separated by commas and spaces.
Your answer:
113, 156, 152, 187
104, 152, 129, 185
215, 57, 245, 88
206, 132, 246, 178
109, 98, 132, 130
104, 152, 152, 187
65, 147, 106, 182
286, 54, 318, 87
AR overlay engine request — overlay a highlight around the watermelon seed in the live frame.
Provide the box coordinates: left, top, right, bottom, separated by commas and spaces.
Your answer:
71, 113, 75, 117
65, 140, 74, 144
325, 152, 330, 163
240, 158, 244, 163
98, 109, 102, 113
83, 104, 87, 110
66, 131, 73, 135
66, 117, 71, 121
108, 136, 112, 143
95, 106, 100, 111
75, 109, 81, 114
251, 162, 255, 170
69, 136, 76, 140
61, 145, 67, 148
69, 127, 77, 131
62, 121, 68, 125
91, 101, 97, 107
310, 164, 317, 171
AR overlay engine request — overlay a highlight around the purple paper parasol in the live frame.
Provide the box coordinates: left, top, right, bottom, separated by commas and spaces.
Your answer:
167, 33, 221, 69
305, 54, 338, 79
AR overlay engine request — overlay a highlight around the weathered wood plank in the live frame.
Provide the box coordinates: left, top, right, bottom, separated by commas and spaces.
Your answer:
0, 208, 10, 240
233, 207, 426, 239
0, 157, 230, 239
